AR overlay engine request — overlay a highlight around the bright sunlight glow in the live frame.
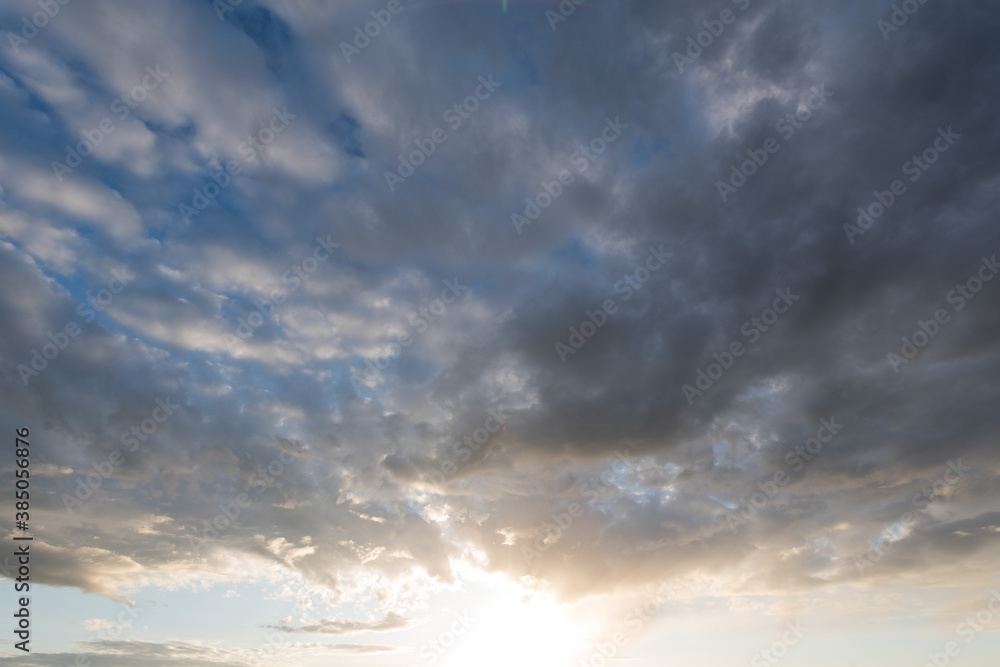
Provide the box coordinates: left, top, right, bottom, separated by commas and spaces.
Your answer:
441, 590, 583, 667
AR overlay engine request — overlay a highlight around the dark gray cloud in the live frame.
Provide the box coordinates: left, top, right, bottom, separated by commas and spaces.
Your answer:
0, 0, 998, 658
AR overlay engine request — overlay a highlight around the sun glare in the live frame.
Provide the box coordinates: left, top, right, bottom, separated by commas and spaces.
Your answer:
441, 591, 582, 667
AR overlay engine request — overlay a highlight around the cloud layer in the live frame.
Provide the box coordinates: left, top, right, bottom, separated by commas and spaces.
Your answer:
1, 0, 999, 662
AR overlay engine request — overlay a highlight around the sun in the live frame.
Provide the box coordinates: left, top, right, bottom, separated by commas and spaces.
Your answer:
440, 591, 582, 667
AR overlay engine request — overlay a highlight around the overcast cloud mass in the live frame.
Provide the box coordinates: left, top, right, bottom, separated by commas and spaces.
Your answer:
1, 0, 999, 665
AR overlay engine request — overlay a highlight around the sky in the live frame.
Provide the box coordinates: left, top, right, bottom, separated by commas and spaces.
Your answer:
0, 0, 999, 665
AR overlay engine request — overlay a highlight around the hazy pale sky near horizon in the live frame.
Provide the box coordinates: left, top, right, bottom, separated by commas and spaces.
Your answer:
1, 0, 999, 665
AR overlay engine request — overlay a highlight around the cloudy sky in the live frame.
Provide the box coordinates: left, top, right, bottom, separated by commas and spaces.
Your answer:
1, 0, 999, 665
